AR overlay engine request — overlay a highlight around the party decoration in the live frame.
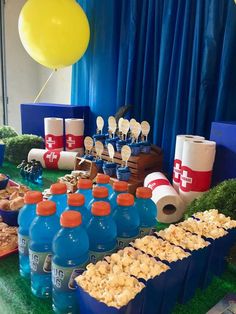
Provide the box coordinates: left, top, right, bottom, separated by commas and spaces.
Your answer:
18, 0, 90, 69
84, 136, 94, 155
121, 145, 131, 167
107, 143, 115, 162
96, 116, 104, 134
95, 141, 104, 159
65, 119, 84, 154
44, 118, 63, 151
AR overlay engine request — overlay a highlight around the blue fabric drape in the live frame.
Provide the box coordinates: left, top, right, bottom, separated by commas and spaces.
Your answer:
71, 0, 236, 173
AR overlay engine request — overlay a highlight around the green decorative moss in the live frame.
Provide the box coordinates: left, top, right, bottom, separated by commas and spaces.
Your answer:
0, 125, 18, 139
4, 134, 44, 164
185, 179, 236, 220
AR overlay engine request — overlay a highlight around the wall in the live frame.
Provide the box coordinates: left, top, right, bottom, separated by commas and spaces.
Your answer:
4, 0, 71, 133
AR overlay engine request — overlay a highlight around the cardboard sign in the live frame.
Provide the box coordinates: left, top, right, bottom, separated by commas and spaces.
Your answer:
95, 141, 104, 158
96, 116, 104, 133
107, 143, 115, 162
121, 145, 131, 166
84, 136, 93, 152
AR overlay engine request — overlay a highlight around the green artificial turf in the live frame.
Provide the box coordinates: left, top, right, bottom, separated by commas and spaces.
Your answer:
0, 161, 236, 313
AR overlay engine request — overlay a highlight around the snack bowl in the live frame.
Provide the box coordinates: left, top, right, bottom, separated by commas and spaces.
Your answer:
116, 140, 127, 153
93, 134, 107, 145
0, 208, 19, 226
116, 166, 131, 182
129, 142, 141, 156
0, 175, 9, 190
103, 161, 117, 177
105, 138, 118, 151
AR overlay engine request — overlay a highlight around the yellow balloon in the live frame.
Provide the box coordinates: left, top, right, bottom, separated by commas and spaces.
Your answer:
18, 0, 90, 69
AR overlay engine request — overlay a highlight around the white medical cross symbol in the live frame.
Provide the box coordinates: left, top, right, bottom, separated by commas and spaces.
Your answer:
181, 170, 192, 188
67, 136, 76, 148
46, 136, 55, 148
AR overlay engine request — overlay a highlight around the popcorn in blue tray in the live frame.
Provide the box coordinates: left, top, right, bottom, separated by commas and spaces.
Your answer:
75, 261, 145, 309
178, 218, 228, 240
132, 236, 190, 263
157, 225, 210, 251
193, 209, 236, 230
105, 247, 169, 280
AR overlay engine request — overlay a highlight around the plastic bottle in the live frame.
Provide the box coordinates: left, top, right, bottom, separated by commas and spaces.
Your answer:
48, 183, 67, 217
29, 200, 60, 298
66, 193, 91, 227
76, 178, 93, 209
96, 174, 113, 196
113, 193, 140, 249
18, 191, 43, 278
88, 186, 110, 212
109, 181, 128, 213
87, 201, 117, 263
135, 187, 157, 236
52, 211, 89, 314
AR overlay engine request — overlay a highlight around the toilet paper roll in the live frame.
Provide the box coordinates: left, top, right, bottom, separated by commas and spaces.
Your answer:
28, 149, 78, 170
179, 139, 216, 205
44, 117, 64, 151
65, 119, 84, 155
144, 172, 185, 223
173, 135, 205, 191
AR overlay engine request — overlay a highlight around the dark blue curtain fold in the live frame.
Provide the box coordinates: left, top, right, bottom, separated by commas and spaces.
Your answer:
72, 0, 236, 173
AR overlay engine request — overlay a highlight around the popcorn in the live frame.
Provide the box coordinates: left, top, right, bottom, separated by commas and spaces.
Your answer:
132, 236, 190, 262
76, 264, 145, 308
157, 225, 210, 251
178, 218, 228, 239
193, 210, 236, 230
106, 247, 169, 280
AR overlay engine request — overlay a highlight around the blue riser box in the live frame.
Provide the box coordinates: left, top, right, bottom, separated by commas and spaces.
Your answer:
210, 121, 236, 185
21, 103, 90, 137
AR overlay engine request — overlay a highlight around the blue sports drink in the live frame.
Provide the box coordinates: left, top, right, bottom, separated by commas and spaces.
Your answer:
66, 193, 91, 227
113, 193, 140, 249
135, 187, 157, 236
109, 181, 128, 213
48, 183, 67, 217
88, 186, 111, 212
87, 201, 117, 263
52, 211, 89, 313
96, 174, 113, 196
18, 191, 43, 278
29, 200, 60, 298
76, 178, 93, 209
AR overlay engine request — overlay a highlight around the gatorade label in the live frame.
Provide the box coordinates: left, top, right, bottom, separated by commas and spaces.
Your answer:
18, 234, 29, 256
117, 237, 138, 249
89, 248, 116, 264
52, 262, 87, 291
29, 250, 52, 274
139, 227, 156, 237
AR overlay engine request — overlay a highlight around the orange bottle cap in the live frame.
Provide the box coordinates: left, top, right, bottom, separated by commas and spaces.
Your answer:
113, 181, 128, 192
24, 191, 43, 204
92, 201, 111, 216
117, 193, 134, 206
60, 210, 82, 228
50, 183, 67, 195
92, 186, 108, 198
68, 193, 85, 207
36, 200, 56, 216
77, 179, 93, 190
136, 187, 152, 199
96, 174, 110, 184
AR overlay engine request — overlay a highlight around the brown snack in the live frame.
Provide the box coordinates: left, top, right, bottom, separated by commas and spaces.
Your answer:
0, 199, 10, 210
9, 191, 19, 200
0, 174, 7, 181
9, 197, 24, 211
0, 224, 18, 253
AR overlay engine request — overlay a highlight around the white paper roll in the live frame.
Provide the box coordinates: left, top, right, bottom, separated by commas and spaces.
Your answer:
28, 149, 78, 170
44, 117, 64, 151
173, 135, 205, 191
144, 172, 185, 223
65, 119, 84, 155
179, 140, 216, 205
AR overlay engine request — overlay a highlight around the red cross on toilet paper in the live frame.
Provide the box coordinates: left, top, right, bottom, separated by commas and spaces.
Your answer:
43, 151, 60, 169
45, 134, 63, 151
173, 159, 182, 183
66, 134, 83, 151
179, 166, 212, 192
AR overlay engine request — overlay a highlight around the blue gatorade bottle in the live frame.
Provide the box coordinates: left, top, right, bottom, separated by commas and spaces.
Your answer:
76, 178, 93, 209
109, 181, 128, 213
29, 200, 60, 298
52, 211, 89, 314
18, 191, 43, 278
66, 193, 91, 227
135, 187, 157, 237
87, 201, 117, 263
48, 183, 67, 217
88, 186, 110, 212
96, 174, 113, 196
113, 193, 140, 249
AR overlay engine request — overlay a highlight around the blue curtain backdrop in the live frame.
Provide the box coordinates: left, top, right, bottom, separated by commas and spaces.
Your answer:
71, 0, 236, 173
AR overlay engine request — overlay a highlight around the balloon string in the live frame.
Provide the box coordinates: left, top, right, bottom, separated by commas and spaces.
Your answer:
33, 69, 56, 103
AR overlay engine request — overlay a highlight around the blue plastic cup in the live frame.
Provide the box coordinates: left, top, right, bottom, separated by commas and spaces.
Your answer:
129, 143, 141, 156
116, 167, 131, 182
103, 162, 117, 177
105, 138, 117, 151
95, 159, 104, 173
0, 143, 5, 167
116, 140, 127, 153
